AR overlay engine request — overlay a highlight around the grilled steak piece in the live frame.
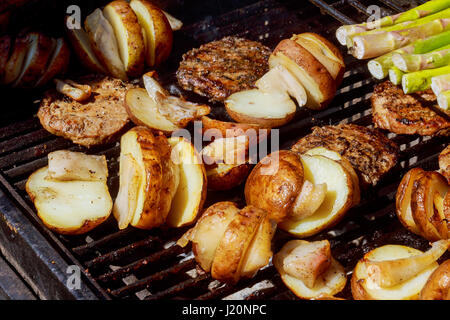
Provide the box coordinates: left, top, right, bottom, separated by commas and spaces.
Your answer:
371, 81, 450, 136
291, 124, 399, 186
176, 36, 271, 102
439, 145, 450, 183
38, 75, 137, 147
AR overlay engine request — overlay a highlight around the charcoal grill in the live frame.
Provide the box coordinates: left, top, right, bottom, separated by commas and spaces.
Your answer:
0, 0, 448, 300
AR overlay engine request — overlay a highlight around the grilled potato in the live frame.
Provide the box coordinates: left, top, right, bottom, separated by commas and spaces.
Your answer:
291, 33, 345, 86
178, 202, 275, 283
65, 17, 107, 74
113, 127, 179, 229
103, 0, 145, 77
411, 171, 449, 241
270, 36, 339, 110
274, 240, 346, 299
0, 36, 12, 80
85, 8, 128, 80
351, 242, 449, 300
130, 0, 173, 67
206, 163, 251, 191
279, 154, 354, 237
13, 32, 54, 87
166, 137, 207, 227
3, 35, 29, 85
35, 38, 70, 87
225, 89, 296, 128
245, 150, 305, 223
420, 259, 450, 300
26, 152, 112, 235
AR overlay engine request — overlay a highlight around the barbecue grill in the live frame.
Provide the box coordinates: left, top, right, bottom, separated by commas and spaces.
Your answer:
0, 0, 447, 300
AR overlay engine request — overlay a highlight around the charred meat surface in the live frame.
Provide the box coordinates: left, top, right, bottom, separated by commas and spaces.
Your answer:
291, 124, 399, 186
38, 75, 137, 147
176, 36, 271, 102
371, 81, 450, 137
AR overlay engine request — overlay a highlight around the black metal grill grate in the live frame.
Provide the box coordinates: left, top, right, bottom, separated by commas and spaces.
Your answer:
0, 0, 448, 299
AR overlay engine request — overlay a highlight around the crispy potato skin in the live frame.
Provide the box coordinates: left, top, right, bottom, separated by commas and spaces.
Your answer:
351, 271, 374, 300
104, 0, 145, 77
245, 150, 304, 222
129, 127, 178, 229
206, 163, 251, 191
420, 260, 450, 300
272, 39, 336, 109
211, 205, 267, 283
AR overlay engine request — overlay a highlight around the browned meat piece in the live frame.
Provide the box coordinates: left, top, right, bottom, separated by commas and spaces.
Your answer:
371, 81, 450, 136
176, 36, 271, 102
38, 75, 136, 147
291, 124, 399, 186
439, 145, 450, 183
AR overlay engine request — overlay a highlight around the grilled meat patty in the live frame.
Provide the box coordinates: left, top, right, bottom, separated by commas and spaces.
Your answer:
176, 36, 271, 102
371, 81, 450, 136
38, 75, 136, 147
291, 124, 399, 186
439, 145, 450, 183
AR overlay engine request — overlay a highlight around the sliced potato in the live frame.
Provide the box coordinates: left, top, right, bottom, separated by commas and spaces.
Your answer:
125, 88, 179, 132
201, 136, 248, 165
54, 79, 92, 102
47, 150, 108, 181
279, 154, 353, 238
225, 89, 296, 128
166, 137, 207, 227
420, 259, 450, 300
274, 240, 346, 299
255, 64, 307, 107
411, 171, 449, 241
200, 116, 268, 145
352, 245, 440, 300
130, 0, 173, 67
85, 8, 128, 80
211, 205, 268, 283
162, 10, 183, 31
395, 168, 425, 235
179, 201, 240, 272
26, 167, 112, 235
291, 33, 345, 86
13, 32, 54, 88
113, 127, 179, 229
291, 180, 327, 221
65, 17, 107, 74
305, 147, 360, 206
364, 240, 450, 288
3, 35, 30, 85
206, 163, 251, 191
245, 150, 305, 223
103, 0, 145, 77
0, 36, 12, 80
270, 39, 336, 110
35, 38, 70, 87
